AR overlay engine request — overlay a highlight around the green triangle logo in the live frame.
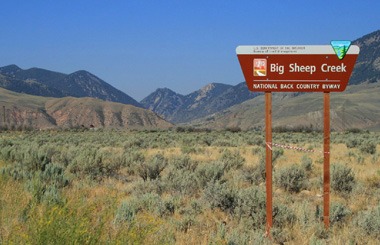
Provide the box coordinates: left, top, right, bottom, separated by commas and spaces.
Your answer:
331, 40, 351, 60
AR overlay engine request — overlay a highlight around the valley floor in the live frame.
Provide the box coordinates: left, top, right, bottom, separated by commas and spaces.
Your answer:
0, 129, 379, 244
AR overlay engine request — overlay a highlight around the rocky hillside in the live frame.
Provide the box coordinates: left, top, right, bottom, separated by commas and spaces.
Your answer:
0, 65, 141, 107
141, 82, 259, 123
0, 88, 172, 130
350, 29, 380, 84
189, 81, 380, 131
140, 88, 185, 120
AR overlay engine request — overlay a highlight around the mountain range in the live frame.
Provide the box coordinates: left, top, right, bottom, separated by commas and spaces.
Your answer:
140, 82, 259, 123
0, 29, 379, 130
0, 65, 141, 107
140, 29, 380, 129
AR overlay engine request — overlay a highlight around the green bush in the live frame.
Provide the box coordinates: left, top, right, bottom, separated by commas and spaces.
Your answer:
241, 160, 266, 185
25, 173, 65, 205
226, 228, 268, 245
331, 163, 355, 194
234, 186, 266, 227
275, 164, 307, 193
196, 161, 225, 188
270, 227, 292, 244
166, 168, 199, 196
138, 192, 163, 214
181, 145, 202, 154
124, 149, 145, 174
273, 204, 296, 227
346, 137, 361, 148
211, 139, 237, 147
359, 140, 377, 155
330, 202, 351, 226
170, 155, 198, 172
157, 197, 176, 217
175, 215, 195, 233
132, 179, 165, 196
301, 155, 313, 172
246, 135, 264, 146
203, 181, 237, 214
41, 163, 69, 188
134, 154, 167, 181
219, 150, 245, 172
272, 148, 284, 163
114, 199, 139, 223
354, 203, 380, 239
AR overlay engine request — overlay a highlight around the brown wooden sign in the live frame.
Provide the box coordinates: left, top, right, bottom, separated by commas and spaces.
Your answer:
236, 43, 360, 237
236, 45, 359, 92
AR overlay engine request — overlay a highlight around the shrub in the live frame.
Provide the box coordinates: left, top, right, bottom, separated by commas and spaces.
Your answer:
166, 169, 199, 196
196, 162, 225, 188
219, 150, 245, 172
132, 179, 165, 196
331, 163, 355, 194
124, 150, 145, 174
345, 128, 362, 133
346, 137, 361, 148
275, 164, 307, 193
25, 172, 65, 205
123, 137, 144, 149
354, 204, 380, 239
365, 175, 380, 188
272, 148, 284, 163
114, 199, 139, 223
181, 145, 199, 154
138, 193, 163, 214
251, 147, 261, 155
203, 181, 237, 214
330, 202, 351, 226
211, 139, 237, 147
360, 141, 377, 155
301, 155, 313, 172
298, 201, 313, 228
241, 161, 266, 185
234, 186, 266, 227
170, 155, 198, 172
41, 185, 65, 206
226, 229, 267, 245
270, 227, 292, 244
157, 197, 176, 217
1, 162, 32, 181
69, 147, 102, 179
134, 154, 167, 181
246, 135, 264, 146
41, 163, 69, 188
225, 127, 242, 133
175, 215, 195, 233
273, 204, 296, 227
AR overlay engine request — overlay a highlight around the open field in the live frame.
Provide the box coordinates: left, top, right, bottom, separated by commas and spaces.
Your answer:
0, 129, 379, 244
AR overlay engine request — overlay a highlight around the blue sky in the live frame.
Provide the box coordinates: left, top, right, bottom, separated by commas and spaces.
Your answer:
0, 1, 379, 100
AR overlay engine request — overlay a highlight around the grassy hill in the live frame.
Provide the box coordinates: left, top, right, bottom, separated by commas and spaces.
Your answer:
0, 88, 172, 130
189, 82, 380, 131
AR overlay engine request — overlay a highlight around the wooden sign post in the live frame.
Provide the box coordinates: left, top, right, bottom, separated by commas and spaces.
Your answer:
323, 92, 330, 228
265, 92, 272, 234
236, 44, 359, 233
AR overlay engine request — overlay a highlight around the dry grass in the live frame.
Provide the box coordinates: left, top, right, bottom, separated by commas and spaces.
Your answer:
0, 172, 31, 242
0, 131, 379, 244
